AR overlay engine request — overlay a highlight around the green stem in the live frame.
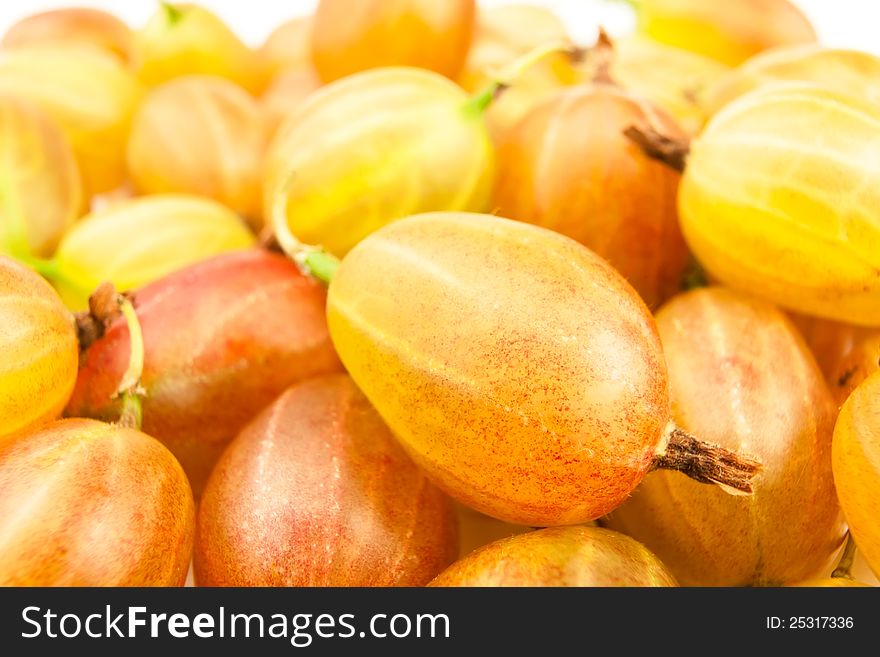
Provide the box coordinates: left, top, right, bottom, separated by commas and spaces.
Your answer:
304, 251, 340, 284
463, 83, 502, 117
463, 40, 580, 116
831, 533, 857, 580
161, 1, 184, 26
112, 294, 146, 431
270, 172, 341, 286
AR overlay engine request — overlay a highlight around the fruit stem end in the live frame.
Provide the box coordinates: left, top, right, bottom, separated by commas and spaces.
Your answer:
624, 125, 690, 173
112, 293, 146, 431
652, 425, 762, 495
161, 1, 184, 26
270, 172, 341, 286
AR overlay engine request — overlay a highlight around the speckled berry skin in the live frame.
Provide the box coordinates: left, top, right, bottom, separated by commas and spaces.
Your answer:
66, 249, 343, 494
0, 256, 78, 440
327, 212, 669, 527
430, 526, 678, 586
0, 418, 194, 586
194, 375, 458, 586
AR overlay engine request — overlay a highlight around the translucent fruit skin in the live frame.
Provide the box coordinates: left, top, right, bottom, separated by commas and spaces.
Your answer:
260, 69, 322, 135
679, 84, 880, 326
311, 0, 475, 83
0, 46, 141, 197
127, 76, 270, 224
457, 5, 576, 141
256, 17, 323, 135
584, 37, 730, 136
493, 85, 689, 309
0, 8, 134, 63
605, 287, 845, 586
704, 45, 880, 117
0, 95, 82, 258
135, 3, 260, 93
0, 419, 194, 586
258, 17, 313, 83
429, 526, 678, 587
195, 375, 458, 586
327, 212, 669, 527
66, 250, 344, 495
789, 314, 866, 381
0, 257, 78, 440
52, 194, 256, 310
265, 68, 494, 256
832, 372, 880, 578
637, 0, 816, 66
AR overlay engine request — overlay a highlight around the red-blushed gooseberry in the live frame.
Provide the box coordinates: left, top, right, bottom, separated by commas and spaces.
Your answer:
195, 374, 458, 586
493, 84, 689, 309
605, 287, 845, 586
0, 418, 194, 586
66, 249, 344, 494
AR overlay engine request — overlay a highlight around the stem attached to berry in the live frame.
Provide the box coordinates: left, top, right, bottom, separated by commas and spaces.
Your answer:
463, 40, 587, 117
270, 172, 341, 286
75, 282, 146, 430
624, 124, 691, 173
652, 423, 762, 495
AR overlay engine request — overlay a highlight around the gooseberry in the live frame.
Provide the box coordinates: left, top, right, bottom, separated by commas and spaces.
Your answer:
493, 83, 689, 309
66, 249, 344, 494
195, 375, 457, 586
429, 526, 678, 587
265, 67, 494, 257
49, 194, 256, 310
311, 0, 476, 83
604, 287, 845, 586
1, 8, 133, 64
127, 76, 270, 225
326, 212, 760, 527
0, 46, 141, 197
0, 256, 78, 439
0, 95, 82, 259
0, 418, 194, 586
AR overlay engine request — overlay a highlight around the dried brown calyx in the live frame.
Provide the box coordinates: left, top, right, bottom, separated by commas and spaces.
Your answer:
652, 425, 762, 495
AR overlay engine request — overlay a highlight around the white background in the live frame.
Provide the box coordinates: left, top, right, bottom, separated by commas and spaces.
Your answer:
0, 1, 878, 55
